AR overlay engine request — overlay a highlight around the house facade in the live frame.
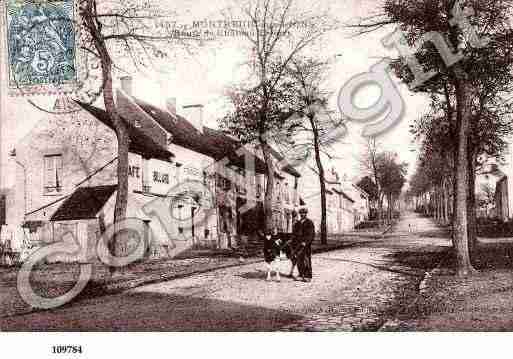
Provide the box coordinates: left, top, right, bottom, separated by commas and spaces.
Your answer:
1, 79, 303, 262
303, 167, 356, 235
340, 177, 371, 225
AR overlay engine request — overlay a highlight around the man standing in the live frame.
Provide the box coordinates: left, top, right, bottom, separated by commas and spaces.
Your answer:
293, 207, 315, 282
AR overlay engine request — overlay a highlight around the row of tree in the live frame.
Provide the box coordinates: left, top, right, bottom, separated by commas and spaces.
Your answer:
358, 140, 408, 224
367, 0, 513, 274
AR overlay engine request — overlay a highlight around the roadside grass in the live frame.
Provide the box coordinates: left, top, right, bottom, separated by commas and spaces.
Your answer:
393, 242, 513, 331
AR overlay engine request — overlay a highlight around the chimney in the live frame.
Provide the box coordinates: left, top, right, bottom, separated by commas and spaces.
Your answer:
120, 76, 133, 96
182, 104, 204, 134
166, 97, 177, 116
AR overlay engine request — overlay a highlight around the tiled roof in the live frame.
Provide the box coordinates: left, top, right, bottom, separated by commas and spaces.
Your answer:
76, 101, 175, 162
77, 94, 300, 178
51, 185, 117, 221
133, 98, 269, 174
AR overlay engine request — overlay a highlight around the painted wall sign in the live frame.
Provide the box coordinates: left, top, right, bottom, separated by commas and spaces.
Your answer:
128, 153, 142, 193
153, 171, 169, 184
128, 166, 141, 179
147, 158, 175, 195
183, 166, 201, 179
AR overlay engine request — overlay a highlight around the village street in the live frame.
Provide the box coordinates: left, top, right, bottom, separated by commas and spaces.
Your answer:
0, 212, 451, 331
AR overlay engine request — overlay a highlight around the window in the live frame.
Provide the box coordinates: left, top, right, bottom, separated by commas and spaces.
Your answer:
285, 184, 290, 204
44, 154, 63, 194
236, 169, 246, 194
175, 163, 182, 184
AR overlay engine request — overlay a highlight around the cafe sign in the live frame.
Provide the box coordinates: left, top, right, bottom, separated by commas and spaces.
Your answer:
127, 153, 143, 192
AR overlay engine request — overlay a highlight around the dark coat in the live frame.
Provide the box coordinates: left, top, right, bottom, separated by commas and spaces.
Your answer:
293, 218, 315, 246
293, 218, 315, 279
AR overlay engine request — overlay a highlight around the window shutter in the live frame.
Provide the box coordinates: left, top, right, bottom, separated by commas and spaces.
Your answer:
43, 155, 63, 192
45, 156, 55, 188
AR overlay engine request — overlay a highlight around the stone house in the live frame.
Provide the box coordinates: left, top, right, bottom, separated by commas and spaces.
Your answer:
2, 78, 303, 262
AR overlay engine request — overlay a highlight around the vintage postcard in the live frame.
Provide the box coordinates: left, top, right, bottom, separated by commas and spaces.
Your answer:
0, 0, 512, 356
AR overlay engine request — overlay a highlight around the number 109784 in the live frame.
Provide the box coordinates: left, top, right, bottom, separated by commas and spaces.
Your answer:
52, 346, 83, 354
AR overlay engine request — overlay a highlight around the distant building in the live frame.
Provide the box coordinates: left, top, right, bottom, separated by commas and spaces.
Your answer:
473, 163, 500, 219
340, 176, 370, 225
303, 167, 356, 235
488, 139, 513, 220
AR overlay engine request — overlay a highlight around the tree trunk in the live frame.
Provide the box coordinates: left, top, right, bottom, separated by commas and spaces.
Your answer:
438, 186, 442, 223
378, 194, 384, 225
452, 66, 476, 276
387, 193, 392, 224
260, 138, 274, 232
439, 187, 443, 222
435, 189, 439, 222
443, 181, 449, 225
452, 158, 458, 229
318, 172, 328, 244
467, 145, 478, 263
308, 114, 327, 245
84, 0, 130, 271
437, 187, 441, 222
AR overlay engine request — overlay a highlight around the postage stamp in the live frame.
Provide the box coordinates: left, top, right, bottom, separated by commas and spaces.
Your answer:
5, 0, 77, 96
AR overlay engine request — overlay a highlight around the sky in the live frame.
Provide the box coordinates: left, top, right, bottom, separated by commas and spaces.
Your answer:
1, 0, 431, 188
129, 0, 430, 182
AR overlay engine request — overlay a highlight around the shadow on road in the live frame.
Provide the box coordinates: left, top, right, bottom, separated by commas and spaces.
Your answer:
473, 244, 513, 270
0, 290, 305, 331
237, 270, 270, 281
435, 243, 513, 271
384, 250, 448, 273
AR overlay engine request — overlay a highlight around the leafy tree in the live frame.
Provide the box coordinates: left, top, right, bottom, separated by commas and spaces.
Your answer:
352, 0, 513, 275
410, 63, 513, 252
375, 152, 408, 223
478, 182, 495, 217
280, 57, 346, 244
359, 139, 386, 222
357, 176, 379, 215
220, 0, 336, 230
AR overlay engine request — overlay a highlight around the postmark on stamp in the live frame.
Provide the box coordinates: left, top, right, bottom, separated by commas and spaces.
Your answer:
5, 0, 77, 95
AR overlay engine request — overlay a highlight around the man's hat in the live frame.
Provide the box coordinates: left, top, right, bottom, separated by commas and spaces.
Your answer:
298, 206, 308, 214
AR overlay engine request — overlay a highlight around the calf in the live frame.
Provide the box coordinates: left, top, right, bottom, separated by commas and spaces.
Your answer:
263, 231, 282, 281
